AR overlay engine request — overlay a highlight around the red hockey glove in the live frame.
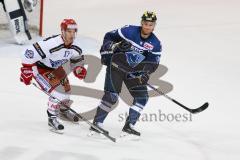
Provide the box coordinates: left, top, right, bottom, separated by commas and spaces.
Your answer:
73, 66, 87, 80
20, 64, 33, 85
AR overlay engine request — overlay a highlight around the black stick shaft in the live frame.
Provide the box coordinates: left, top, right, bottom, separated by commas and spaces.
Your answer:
146, 82, 193, 112
31, 82, 116, 142
112, 62, 208, 114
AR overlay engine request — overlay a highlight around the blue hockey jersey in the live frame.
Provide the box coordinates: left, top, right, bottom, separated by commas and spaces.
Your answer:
100, 25, 162, 67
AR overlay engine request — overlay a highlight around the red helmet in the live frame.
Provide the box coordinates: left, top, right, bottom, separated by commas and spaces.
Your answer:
60, 19, 78, 32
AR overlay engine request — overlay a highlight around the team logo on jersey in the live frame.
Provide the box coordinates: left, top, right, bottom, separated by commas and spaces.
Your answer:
125, 51, 145, 68
50, 59, 68, 68
143, 42, 154, 50
24, 49, 34, 59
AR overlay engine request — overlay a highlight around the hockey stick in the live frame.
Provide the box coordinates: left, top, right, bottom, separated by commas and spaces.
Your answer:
111, 62, 209, 114
31, 82, 116, 143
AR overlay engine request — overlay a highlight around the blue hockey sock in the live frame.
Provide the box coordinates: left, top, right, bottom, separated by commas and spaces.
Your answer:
128, 108, 141, 125
94, 107, 109, 123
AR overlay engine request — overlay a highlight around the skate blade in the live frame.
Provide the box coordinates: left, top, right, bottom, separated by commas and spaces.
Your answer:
118, 132, 140, 141
49, 126, 64, 134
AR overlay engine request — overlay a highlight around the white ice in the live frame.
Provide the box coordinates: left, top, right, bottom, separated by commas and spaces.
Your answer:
0, 0, 240, 160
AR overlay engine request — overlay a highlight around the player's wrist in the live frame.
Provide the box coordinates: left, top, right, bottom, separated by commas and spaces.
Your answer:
22, 63, 36, 68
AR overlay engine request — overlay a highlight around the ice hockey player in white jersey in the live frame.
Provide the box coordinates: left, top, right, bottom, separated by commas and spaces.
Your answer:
20, 19, 87, 133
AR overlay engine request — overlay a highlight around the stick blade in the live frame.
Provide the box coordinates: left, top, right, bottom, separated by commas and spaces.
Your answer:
191, 102, 209, 114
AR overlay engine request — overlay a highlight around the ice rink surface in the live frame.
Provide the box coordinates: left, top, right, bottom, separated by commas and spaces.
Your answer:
0, 0, 240, 160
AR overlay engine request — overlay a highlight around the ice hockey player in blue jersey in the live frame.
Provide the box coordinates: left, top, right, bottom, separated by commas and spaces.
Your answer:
90, 11, 162, 137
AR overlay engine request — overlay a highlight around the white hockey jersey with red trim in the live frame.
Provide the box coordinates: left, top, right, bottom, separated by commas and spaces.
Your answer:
21, 35, 84, 68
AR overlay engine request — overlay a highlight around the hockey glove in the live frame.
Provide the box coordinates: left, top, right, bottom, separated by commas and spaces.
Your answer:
73, 66, 87, 80
100, 40, 132, 65
113, 40, 132, 53
138, 72, 150, 84
102, 40, 132, 53
100, 41, 116, 65
20, 64, 33, 85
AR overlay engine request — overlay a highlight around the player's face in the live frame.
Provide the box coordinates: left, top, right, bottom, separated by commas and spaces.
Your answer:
141, 21, 156, 36
63, 29, 76, 45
